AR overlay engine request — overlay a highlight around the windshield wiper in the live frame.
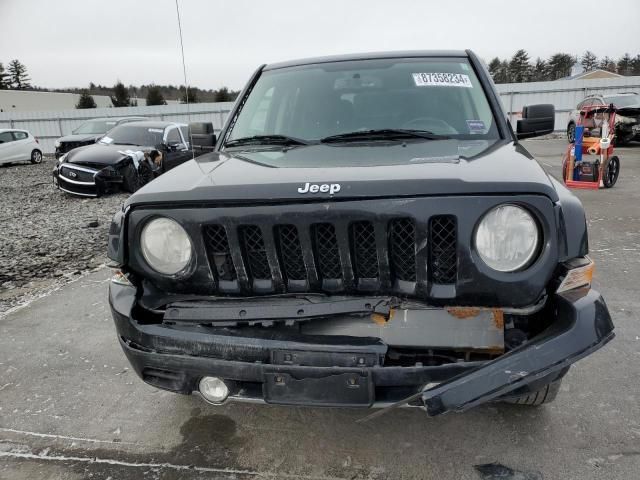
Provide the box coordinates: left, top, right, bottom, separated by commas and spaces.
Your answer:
225, 135, 314, 148
320, 129, 450, 143
111, 142, 139, 146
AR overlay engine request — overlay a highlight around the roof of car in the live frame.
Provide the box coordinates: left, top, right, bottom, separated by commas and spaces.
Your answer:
119, 121, 187, 128
0, 128, 27, 133
264, 50, 469, 71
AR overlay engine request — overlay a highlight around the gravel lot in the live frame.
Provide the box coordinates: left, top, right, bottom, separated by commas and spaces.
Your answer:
0, 157, 126, 314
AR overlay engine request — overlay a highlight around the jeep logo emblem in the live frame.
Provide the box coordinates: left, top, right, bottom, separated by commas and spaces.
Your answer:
297, 182, 341, 194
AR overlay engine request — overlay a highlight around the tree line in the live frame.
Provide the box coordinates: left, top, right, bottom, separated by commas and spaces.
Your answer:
488, 50, 640, 83
0, 58, 239, 108
72, 82, 240, 108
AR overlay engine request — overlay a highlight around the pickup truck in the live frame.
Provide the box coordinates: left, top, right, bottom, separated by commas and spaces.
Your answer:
108, 50, 613, 416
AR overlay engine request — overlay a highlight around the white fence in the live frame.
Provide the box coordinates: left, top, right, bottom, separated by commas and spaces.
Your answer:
496, 76, 640, 133
2, 76, 640, 153
0, 102, 234, 154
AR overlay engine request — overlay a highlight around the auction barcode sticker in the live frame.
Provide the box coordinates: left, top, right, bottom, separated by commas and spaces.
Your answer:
412, 72, 472, 88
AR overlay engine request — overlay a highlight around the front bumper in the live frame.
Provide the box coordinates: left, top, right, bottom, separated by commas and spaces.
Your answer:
53, 164, 123, 197
110, 284, 613, 414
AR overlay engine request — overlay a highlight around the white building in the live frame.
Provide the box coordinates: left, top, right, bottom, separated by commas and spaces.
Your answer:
0, 90, 113, 112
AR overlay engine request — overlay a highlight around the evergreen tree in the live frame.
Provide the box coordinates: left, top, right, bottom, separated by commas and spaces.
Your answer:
145, 86, 167, 105
580, 51, 598, 71
110, 82, 131, 107
508, 49, 531, 83
76, 91, 97, 109
631, 55, 640, 76
487, 57, 502, 81
0, 62, 9, 89
531, 58, 550, 82
599, 56, 617, 73
180, 88, 197, 103
7, 59, 31, 89
547, 53, 575, 80
617, 53, 632, 75
214, 87, 233, 102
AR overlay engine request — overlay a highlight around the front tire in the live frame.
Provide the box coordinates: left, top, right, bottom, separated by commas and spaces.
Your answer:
30, 149, 43, 164
503, 378, 562, 406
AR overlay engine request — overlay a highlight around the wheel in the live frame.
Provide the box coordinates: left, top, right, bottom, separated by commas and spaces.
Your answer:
567, 123, 575, 143
121, 163, 139, 193
602, 156, 620, 188
502, 378, 562, 406
30, 149, 43, 164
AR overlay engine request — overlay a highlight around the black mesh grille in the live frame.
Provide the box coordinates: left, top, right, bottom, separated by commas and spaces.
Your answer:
203, 225, 236, 281
430, 215, 457, 284
313, 223, 342, 279
351, 221, 378, 278
240, 225, 271, 279
276, 225, 307, 281
389, 219, 416, 281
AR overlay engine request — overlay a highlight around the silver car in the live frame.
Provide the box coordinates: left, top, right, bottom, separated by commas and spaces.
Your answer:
0, 129, 43, 165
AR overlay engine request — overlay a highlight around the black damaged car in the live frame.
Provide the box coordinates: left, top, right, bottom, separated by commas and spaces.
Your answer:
108, 51, 614, 416
54, 116, 145, 158
53, 121, 203, 197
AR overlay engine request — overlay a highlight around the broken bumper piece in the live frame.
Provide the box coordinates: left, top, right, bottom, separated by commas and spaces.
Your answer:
109, 282, 613, 411
421, 288, 613, 416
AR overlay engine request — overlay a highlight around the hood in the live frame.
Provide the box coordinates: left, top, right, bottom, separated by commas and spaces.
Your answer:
57, 133, 103, 144
127, 139, 559, 207
64, 143, 150, 167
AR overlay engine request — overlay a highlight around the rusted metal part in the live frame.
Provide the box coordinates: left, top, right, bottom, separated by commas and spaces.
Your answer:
445, 307, 482, 319
370, 308, 395, 326
445, 306, 504, 329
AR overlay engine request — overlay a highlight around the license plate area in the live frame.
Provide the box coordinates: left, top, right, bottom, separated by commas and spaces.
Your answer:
263, 368, 373, 407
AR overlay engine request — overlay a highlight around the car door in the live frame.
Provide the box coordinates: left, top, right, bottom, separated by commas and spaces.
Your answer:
0, 131, 18, 164
11, 131, 33, 161
162, 126, 192, 171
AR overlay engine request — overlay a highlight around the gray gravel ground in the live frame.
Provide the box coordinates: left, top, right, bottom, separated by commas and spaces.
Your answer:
0, 157, 126, 315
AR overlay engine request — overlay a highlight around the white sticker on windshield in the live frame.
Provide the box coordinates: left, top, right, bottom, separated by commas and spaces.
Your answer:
412, 73, 472, 88
101, 136, 113, 144
148, 128, 164, 133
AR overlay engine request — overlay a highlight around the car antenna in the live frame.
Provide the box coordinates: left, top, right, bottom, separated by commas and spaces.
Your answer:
174, 0, 195, 160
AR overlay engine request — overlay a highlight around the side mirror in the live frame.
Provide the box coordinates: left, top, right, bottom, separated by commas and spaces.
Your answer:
165, 142, 179, 151
516, 104, 555, 140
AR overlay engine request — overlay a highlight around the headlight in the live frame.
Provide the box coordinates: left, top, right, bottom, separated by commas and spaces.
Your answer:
475, 204, 540, 272
54, 140, 61, 148
140, 217, 193, 275
57, 154, 67, 166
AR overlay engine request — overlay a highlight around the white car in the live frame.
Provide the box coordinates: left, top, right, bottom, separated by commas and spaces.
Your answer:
0, 129, 43, 165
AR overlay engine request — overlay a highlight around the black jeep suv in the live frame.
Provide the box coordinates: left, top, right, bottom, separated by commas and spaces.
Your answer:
108, 51, 613, 415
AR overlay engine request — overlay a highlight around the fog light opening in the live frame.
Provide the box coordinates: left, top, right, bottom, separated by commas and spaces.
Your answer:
198, 376, 229, 404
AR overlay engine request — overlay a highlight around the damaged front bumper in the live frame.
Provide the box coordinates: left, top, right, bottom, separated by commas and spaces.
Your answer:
109, 282, 613, 414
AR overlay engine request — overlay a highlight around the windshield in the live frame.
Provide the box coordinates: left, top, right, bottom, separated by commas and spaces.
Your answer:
226, 57, 499, 146
72, 120, 117, 135
605, 95, 640, 108
100, 125, 165, 146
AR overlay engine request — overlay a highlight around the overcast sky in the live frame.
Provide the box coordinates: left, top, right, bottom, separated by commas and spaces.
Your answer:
1, 0, 638, 91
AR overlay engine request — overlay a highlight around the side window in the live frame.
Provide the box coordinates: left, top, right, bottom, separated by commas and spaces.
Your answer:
166, 128, 181, 144
179, 126, 189, 143
13, 131, 28, 140
0, 132, 14, 143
